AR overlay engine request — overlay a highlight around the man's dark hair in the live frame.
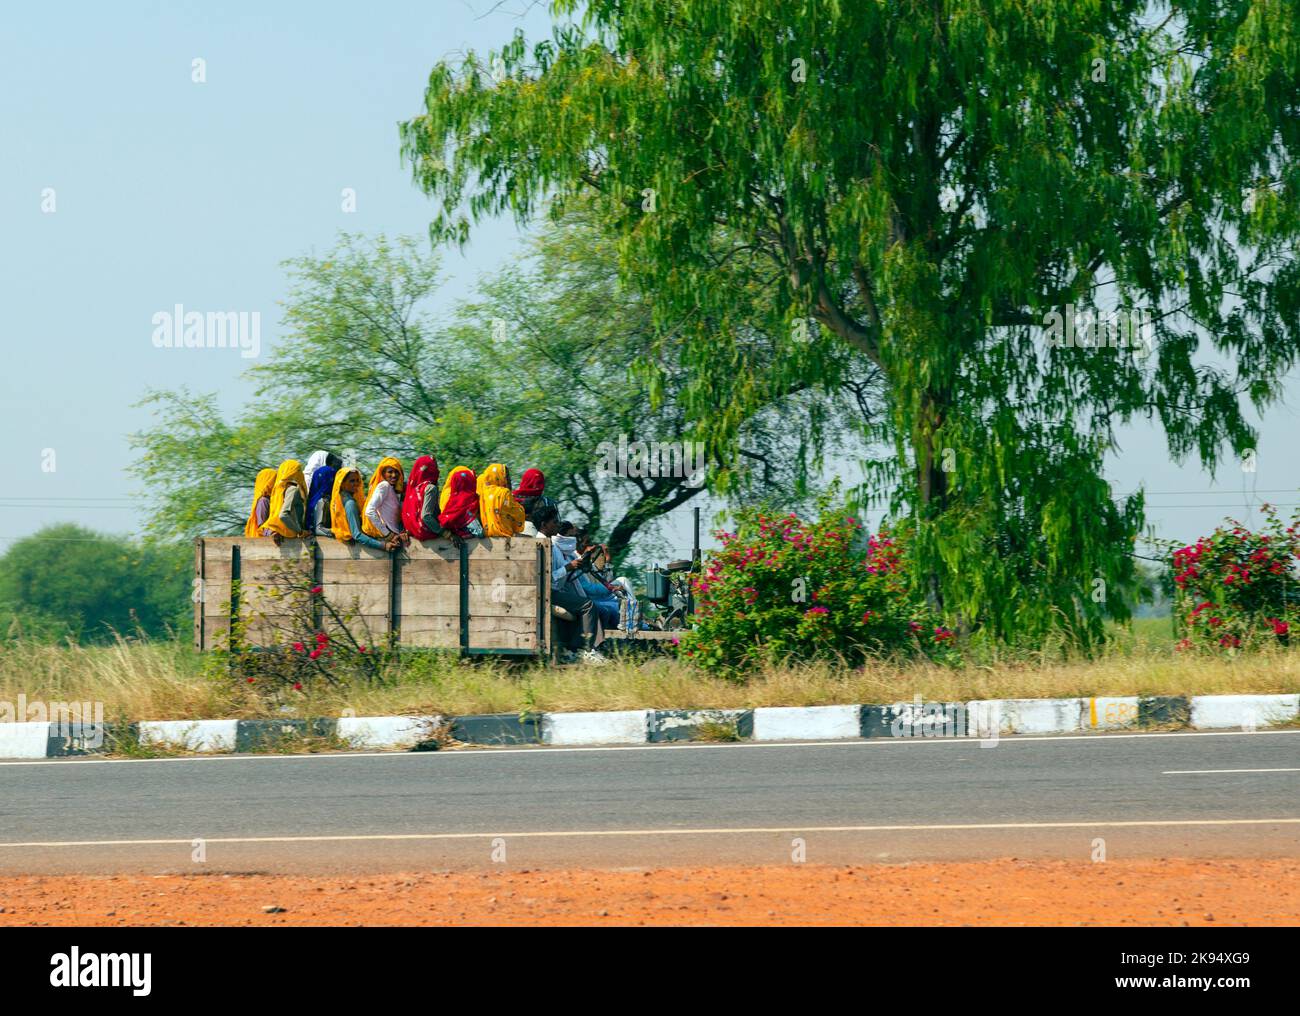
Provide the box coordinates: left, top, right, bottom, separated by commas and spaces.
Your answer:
325, 452, 343, 470
532, 503, 560, 527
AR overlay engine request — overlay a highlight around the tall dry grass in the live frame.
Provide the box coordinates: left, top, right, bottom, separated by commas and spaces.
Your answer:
1, 619, 1298, 721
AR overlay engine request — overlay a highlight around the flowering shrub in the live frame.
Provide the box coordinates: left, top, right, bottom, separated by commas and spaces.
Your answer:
678, 507, 955, 674
222, 561, 391, 693
1172, 504, 1300, 652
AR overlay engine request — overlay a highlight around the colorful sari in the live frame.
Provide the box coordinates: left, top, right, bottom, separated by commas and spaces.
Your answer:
512, 468, 545, 500
330, 468, 365, 542
243, 468, 277, 538
261, 460, 308, 538
438, 468, 480, 539
479, 462, 525, 537
360, 456, 405, 538
401, 455, 441, 540
306, 464, 338, 532
438, 465, 473, 512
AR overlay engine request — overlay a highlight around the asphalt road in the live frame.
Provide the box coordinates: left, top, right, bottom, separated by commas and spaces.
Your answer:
1, 730, 1297, 873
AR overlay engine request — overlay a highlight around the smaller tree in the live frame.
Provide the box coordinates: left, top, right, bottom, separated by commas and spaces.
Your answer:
0, 525, 190, 643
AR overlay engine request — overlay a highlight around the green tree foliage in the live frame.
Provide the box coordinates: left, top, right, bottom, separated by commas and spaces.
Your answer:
0, 526, 191, 643
133, 222, 880, 562
400, 0, 1300, 646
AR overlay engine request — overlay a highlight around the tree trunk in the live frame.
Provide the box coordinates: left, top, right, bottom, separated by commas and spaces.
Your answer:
914, 390, 949, 611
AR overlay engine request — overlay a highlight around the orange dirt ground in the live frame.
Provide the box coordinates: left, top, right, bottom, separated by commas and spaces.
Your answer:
1, 858, 1297, 926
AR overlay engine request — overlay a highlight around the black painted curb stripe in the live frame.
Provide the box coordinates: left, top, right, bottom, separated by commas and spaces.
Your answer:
28, 694, 1262, 757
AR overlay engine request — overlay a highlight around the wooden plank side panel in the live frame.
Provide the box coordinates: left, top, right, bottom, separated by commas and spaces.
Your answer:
199, 535, 548, 654
400, 615, 537, 650
202, 615, 232, 651
468, 536, 547, 563
316, 558, 394, 584
319, 583, 390, 617
401, 582, 538, 618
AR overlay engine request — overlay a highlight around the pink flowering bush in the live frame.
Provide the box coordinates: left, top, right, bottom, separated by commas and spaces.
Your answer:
1171, 504, 1300, 652
678, 507, 955, 675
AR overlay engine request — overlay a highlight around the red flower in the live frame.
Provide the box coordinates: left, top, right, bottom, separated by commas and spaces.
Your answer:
292, 642, 305, 653
358, 646, 368, 654
315, 631, 329, 645
246, 677, 255, 683
309, 585, 323, 595
293, 682, 303, 691
309, 648, 322, 660
1269, 617, 1289, 636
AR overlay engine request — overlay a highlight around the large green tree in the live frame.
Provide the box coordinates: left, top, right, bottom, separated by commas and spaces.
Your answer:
400, 0, 1300, 644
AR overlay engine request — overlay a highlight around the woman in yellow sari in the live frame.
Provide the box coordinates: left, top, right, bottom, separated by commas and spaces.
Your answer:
478, 462, 526, 537
243, 468, 278, 538
330, 468, 393, 550
260, 460, 309, 542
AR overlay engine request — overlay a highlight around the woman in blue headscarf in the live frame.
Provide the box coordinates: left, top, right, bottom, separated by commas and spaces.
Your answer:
306, 462, 339, 537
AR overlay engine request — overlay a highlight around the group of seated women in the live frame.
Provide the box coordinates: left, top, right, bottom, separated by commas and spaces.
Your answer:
242, 450, 547, 550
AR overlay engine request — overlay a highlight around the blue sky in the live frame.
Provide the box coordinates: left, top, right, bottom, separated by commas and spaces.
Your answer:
2, 0, 1298, 557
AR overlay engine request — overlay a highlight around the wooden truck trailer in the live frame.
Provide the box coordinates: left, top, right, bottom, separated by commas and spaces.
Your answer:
193, 535, 674, 657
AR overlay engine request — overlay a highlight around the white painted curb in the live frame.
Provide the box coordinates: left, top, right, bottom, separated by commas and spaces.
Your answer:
752, 705, 861, 741
968, 698, 1083, 736
542, 710, 651, 745
1189, 694, 1300, 729
337, 715, 442, 749
138, 719, 238, 753
0, 721, 51, 759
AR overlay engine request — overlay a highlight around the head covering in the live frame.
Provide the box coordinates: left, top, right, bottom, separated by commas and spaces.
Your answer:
401, 454, 441, 541
477, 462, 509, 498
302, 450, 330, 491
361, 457, 405, 539
330, 467, 365, 542
478, 463, 525, 538
439, 465, 474, 511
243, 468, 278, 538
513, 468, 545, 500
306, 464, 338, 529
438, 468, 480, 539
261, 460, 308, 538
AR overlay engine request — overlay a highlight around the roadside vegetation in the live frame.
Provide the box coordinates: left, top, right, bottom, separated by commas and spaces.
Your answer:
2, 619, 1298, 723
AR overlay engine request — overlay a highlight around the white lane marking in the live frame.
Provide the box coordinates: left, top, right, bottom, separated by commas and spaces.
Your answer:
2, 817, 1298, 850
1163, 768, 1300, 775
2, 727, 1298, 767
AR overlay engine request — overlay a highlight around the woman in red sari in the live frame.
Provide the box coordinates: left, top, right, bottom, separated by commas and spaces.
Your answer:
438, 468, 482, 542
401, 455, 441, 541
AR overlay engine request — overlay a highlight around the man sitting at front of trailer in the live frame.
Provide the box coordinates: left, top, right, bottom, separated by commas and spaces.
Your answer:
532, 503, 607, 665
